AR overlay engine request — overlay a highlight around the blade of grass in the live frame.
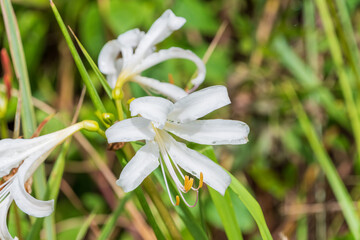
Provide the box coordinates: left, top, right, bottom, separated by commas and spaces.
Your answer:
68, 27, 112, 99
75, 212, 97, 240
50, 0, 106, 114
98, 193, 133, 240
332, 0, 360, 87
283, 80, 360, 239
199, 146, 242, 240
315, 0, 360, 165
304, 0, 318, 72
0, 1, 50, 238
228, 173, 273, 240
272, 37, 347, 127
0, 0, 36, 137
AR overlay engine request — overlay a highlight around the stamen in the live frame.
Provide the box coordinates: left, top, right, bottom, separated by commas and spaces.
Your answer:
199, 172, 204, 189
176, 195, 180, 206
168, 73, 175, 84
184, 176, 193, 192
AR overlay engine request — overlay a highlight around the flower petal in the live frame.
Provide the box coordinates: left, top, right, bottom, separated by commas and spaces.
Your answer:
133, 47, 205, 90
0, 197, 16, 240
161, 132, 231, 195
132, 76, 188, 101
167, 85, 231, 123
130, 96, 173, 128
106, 117, 155, 143
11, 152, 54, 218
116, 141, 159, 192
131, 10, 186, 64
165, 119, 250, 145
98, 40, 122, 74
117, 28, 145, 48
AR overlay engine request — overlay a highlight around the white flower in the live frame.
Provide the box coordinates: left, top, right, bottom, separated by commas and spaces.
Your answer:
105, 86, 249, 206
98, 9, 206, 101
0, 121, 98, 240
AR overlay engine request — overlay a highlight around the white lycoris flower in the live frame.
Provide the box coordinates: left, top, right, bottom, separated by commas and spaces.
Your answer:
98, 9, 206, 101
105, 86, 250, 206
0, 121, 98, 240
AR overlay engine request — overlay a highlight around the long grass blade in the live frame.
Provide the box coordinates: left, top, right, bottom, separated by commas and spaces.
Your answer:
315, 0, 360, 166
0, 0, 36, 137
50, 0, 106, 114
229, 174, 273, 240
98, 193, 132, 240
68, 27, 113, 99
199, 146, 242, 240
283, 81, 360, 239
272, 37, 347, 127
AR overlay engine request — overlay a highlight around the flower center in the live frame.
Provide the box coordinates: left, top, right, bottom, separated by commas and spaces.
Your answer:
152, 126, 203, 207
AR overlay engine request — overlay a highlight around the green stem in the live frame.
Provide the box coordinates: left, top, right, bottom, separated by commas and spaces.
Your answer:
283, 81, 360, 239
0, 118, 8, 138
315, 0, 360, 165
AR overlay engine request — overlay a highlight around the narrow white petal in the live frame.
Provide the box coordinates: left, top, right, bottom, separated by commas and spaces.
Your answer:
0, 197, 15, 240
98, 40, 121, 74
116, 141, 159, 192
165, 120, 250, 145
167, 86, 231, 123
11, 178, 54, 218
106, 117, 155, 143
131, 10, 186, 64
133, 47, 205, 90
161, 132, 231, 195
133, 76, 188, 101
0, 124, 81, 178
130, 96, 173, 128
11, 152, 54, 218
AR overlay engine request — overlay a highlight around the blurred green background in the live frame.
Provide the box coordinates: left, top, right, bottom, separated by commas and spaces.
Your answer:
2, 0, 360, 239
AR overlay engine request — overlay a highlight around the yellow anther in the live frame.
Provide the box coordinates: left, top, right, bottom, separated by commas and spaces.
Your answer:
127, 97, 135, 105
176, 195, 180, 206
184, 175, 194, 192
168, 73, 175, 84
199, 172, 204, 189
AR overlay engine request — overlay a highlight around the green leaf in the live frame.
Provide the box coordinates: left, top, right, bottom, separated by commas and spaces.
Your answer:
75, 212, 97, 240
69, 27, 112, 99
98, 194, 132, 240
284, 81, 360, 240
0, 1, 49, 238
199, 146, 243, 240
50, 0, 106, 114
0, 0, 36, 137
229, 174, 273, 240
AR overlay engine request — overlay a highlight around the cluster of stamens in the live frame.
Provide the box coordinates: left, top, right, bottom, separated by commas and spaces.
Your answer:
152, 126, 204, 207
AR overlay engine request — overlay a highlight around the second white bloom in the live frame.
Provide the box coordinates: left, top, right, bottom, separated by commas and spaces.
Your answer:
106, 86, 249, 206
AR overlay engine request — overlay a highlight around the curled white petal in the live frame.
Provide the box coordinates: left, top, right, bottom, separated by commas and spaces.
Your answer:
161, 132, 231, 195
116, 141, 159, 192
130, 10, 186, 66
165, 119, 250, 145
0, 197, 15, 240
130, 96, 174, 128
98, 40, 121, 74
11, 151, 54, 218
132, 76, 188, 101
133, 47, 205, 90
106, 117, 155, 143
167, 85, 231, 123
